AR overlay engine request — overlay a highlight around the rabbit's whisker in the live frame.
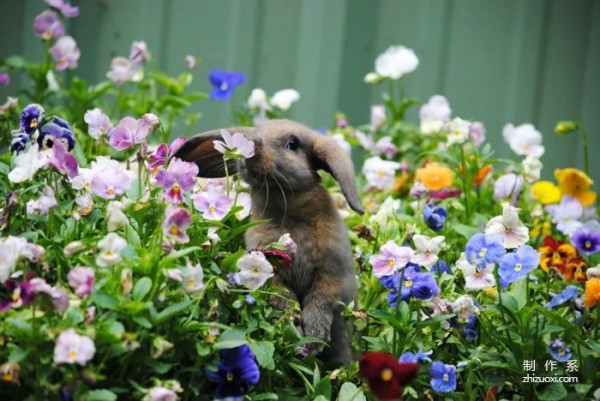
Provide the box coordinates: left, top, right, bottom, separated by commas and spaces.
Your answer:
271, 174, 288, 225
275, 171, 295, 200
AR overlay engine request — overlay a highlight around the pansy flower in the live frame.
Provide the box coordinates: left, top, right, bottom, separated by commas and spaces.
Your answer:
493, 173, 524, 205
415, 162, 453, 191
498, 245, 540, 285
167, 262, 204, 295
456, 252, 496, 291
399, 349, 433, 364
502, 123, 544, 158
0, 273, 37, 312
108, 116, 153, 151
37, 116, 75, 151
485, 203, 529, 249
469, 121, 486, 147
8, 144, 48, 183
45, 0, 80, 18
156, 158, 198, 204
547, 339, 571, 362
11, 133, 30, 153
385, 265, 440, 307
423, 203, 447, 232
213, 129, 255, 159
583, 277, 600, 308
419, 95, 451, 134
192, 188, 234, 221
49, 35, 80, 71
430, 361, 457, 393
208, 70, 246, 101
531, 181, 561, 204
206, 345, 260, 399
362, 156, 402, 190
236, 251, 274, 290
33, 10, 65, 40
162, 207, 192, 244
444, 117, 471, 146
465, 233, 506, 266
373, 45, 419, 80
53, 329, 95, 366
545, 195, 583, 236
571, 221, 600, 256
545, 285, 579, 309
538, 236, 587, 282
359, 352, 418, 401
96, 233, 127, 267
20, 103, 45, 135
269, 89, 300, 110
47, 139, 78, 178
148, 137, 186, 172
411, 234, 444, 269
67, 267, 95, 298
369, 240, 414, 278
84, 108, 113, 140
555, 168, 596, 206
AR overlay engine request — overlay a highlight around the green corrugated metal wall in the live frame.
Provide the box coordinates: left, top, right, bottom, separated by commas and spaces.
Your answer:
1, 0, 599, 180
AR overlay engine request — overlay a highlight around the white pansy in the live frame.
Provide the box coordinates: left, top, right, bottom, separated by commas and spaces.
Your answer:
411, 234, 445, 269
270, 89, 300, 110
247, 88, 271, 111
8, 144, 48, 183
485, 203, 529, 249
455, 252, 496, 291
502, 123, 545, 157
237, 251, 274, 290
444, 117, 471, 146
374, 45, 419, 80
522, 155, 543, 183
362, 156, 401, 190
96, 233, 128, 267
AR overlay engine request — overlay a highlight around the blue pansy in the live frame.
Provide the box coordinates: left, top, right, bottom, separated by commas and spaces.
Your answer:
545, 285, 579, 309
209, 70, 246, 100
206, 344, 260, 399
547, 339, 571, 362
498, 245, 540, 285
430, 361, 457, 393
462, 315, 478, 342
386, 265, 440, 307
465, 233, 506, 266
11, 133, 30, 153
37, 121, 75, 151
432, 259, 452, 275
423, 203, 447, 231
399, 349, 433, 364
20, 103, 45, 135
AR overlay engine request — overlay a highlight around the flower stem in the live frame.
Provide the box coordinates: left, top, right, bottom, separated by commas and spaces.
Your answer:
580, 126, 590, 176
459, 145, 471, 221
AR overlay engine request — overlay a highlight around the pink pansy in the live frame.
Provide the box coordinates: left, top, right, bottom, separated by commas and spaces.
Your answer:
455, 252, 496, 291
47, 139, 78, 178
469, 121, 486, 147
129, 41, 149, 67
162, 207, 192, 244
26, 186, 57, 216
33, 10, 64, 40
411, 235, 445, 270
369, 240, 415, 277
106, 57, 137, 85
0, 72, 10, 86
213, 129, 255, 159
485, 203, 529, 249
90, 167, 135, 199
45, 0, 80, 18
419, 95, 451, 134
155, 158, 198, 203
237, 251, 274, 290
147, 386, 178, 401
373, 136, 398, 159
148, 137, 186, 171
54, 329, 96, 366
109, 116, 154, 150
277, 233, 297, 254
67, 267, 95, 298
84, 108, 113, 139
29, 278, 69, 314
192, 188, 234, 221
49, 36, 80, 71
75, 193, 93, 216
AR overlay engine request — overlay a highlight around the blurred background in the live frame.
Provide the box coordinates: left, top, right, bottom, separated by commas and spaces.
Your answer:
1, 0, 598, 180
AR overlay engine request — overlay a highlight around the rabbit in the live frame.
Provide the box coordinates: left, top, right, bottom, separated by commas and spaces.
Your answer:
173, 119, 364, 366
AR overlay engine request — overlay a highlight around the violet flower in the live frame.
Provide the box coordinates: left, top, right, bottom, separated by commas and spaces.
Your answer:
47, 139, 78, 178
84, 108, 113, 139
156, 158, 199, 203
20, 103, 45, 135
192, 188, 234, 221
208, 70, 246, 101
493, 173, 524, 205
0, 72, 9, 86
369, 240, 414, 278
498, 245, 540, 285
67, 267, 95, 298
26, 186, 58, 216
45, 0, 80, 18
571, 221, 600, 256
11, 133, 30, 153
148, 137, 186, 171
213, 129, 255, 159
129, 41, 149, 68
0, 273, 37, 312
469, 121, 486, 147
49, 36, 81, 71
423, 203, 447, 231
419, 95, 451, 134
29, 278, 69, 314
545, 195, 583, 236
38, 119, 75, 151
163, 207, 192, 244
90, 167, 135, 199
186, 55, 197, 69
33, 10, 65, 40
54, 329, 96, 366
108, 116, 153, 150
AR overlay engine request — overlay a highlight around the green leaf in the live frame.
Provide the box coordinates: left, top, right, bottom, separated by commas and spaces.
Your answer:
132, 316, 152, 329
337, 382, 366, 401
4, 55, 26, 69
499, 293, 520, 314
537, 382, 567, 400
154, 298, 194, 324
132, 277, 152, 301
452, 223, 479, 239
252, 393, 278, 401
249, 341, 275, 370
213, 328, 247, 350
82, 389, 118, 401
158, 246, 201, 269
91, 292, 119, 310
509, 278, 528, 311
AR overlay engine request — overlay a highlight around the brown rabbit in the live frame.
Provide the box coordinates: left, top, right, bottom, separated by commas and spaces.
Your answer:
173, 119, 363, 366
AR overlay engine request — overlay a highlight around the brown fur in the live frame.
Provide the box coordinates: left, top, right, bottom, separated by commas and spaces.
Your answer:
173, 119, 363, 366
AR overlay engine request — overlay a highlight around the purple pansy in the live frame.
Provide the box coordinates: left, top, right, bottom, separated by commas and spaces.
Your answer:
546, 195, 583, 236
369, 240, 415, 278
26, 186, 58, 216
84, 108, 113, 140
33, 10, 65, 40
148, 137, 186, 171
206, 345, 260, 399
208, 70, 246, 101
37, 120, 75, 151
547, 339, 571, 362
493, 173, 524, 205
498, 245, 540, 284
469, 121, 486, 147
0, 72, 9, 86
129, 41, 149, 68
108, 116, 153, 150
49, 36, 80, 71
20, 104, 45, 135
155, 158, 198, 203
163, 207, 192, 244
67, 267, 95, 298
0, 273, 37, 312
47, 139, 78, 178
384, 265, 440, 308
45, 0, 80, 18
90, 167, 135, 199
192, 189, 234, 220
29, 278, 69, 314
571, 221, 600, 256
11, 133, 30, 153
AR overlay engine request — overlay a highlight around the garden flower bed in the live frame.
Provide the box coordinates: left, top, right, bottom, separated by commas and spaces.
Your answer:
0, 1, 599, 400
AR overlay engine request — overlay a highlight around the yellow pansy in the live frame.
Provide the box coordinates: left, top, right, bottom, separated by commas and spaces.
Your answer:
555, 168, 597, 206
531, 181, 561, 204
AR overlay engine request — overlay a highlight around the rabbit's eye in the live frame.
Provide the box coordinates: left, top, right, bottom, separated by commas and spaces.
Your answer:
286, 136, 300, 151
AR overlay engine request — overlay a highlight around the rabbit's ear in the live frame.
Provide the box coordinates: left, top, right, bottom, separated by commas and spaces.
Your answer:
172, 127, 253, 178
313, 135, 364, 214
